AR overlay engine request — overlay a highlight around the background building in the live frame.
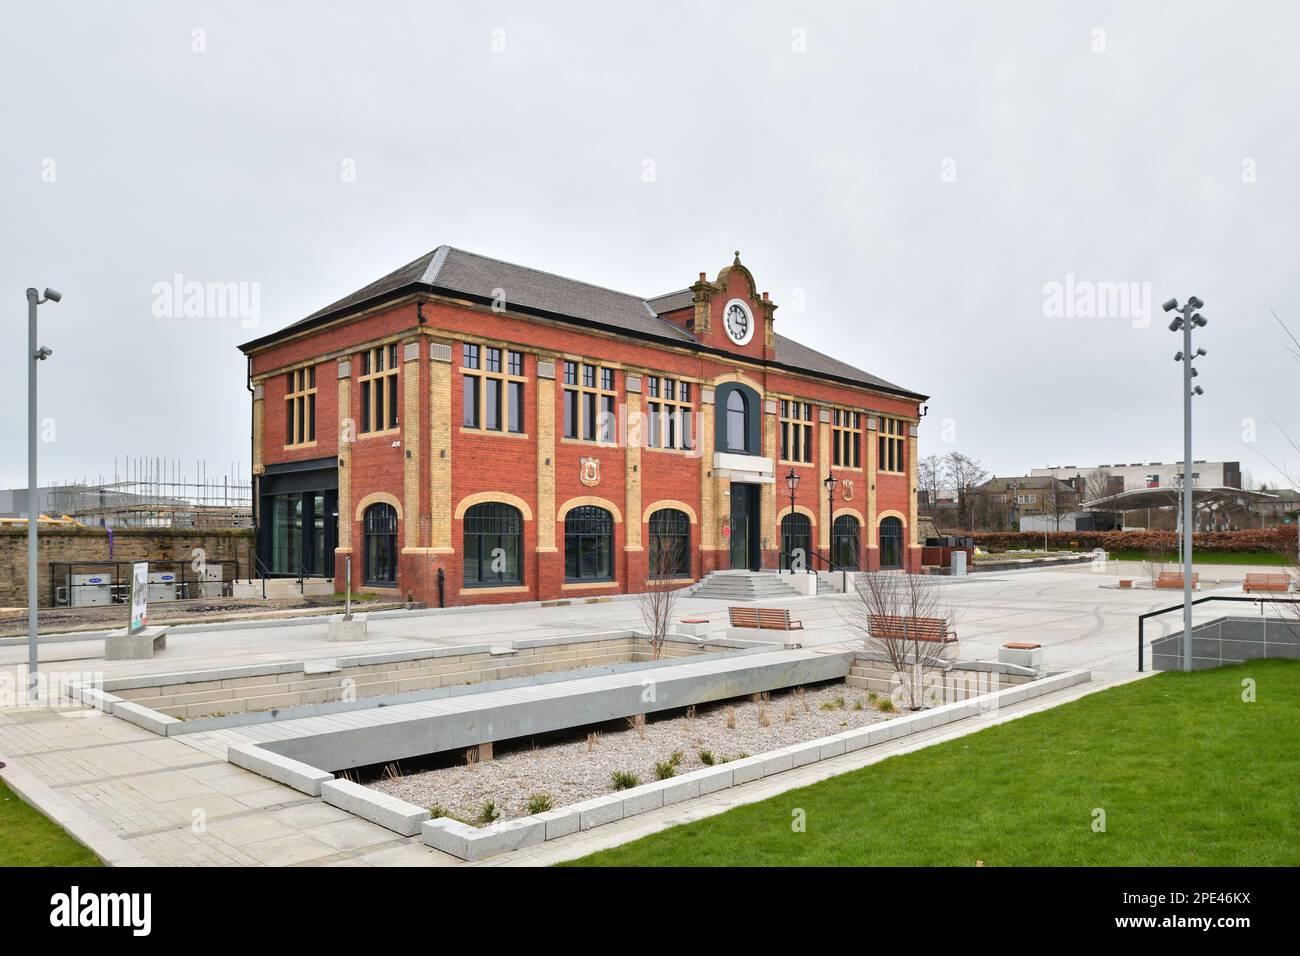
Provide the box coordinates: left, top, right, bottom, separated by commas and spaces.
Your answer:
1031, 460, 1242, 497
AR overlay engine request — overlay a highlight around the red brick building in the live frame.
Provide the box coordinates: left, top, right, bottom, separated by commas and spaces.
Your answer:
238, 247, 927, 605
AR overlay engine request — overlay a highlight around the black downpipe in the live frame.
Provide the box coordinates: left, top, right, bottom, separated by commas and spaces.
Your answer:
246, 354, 258, 585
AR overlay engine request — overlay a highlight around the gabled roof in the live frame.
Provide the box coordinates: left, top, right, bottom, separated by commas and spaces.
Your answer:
240, 245, 925, 400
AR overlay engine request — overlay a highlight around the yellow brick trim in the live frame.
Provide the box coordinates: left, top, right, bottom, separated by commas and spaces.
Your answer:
833, 506, 866, 524
337, 377, 352, 550
454, 492, 534, 521
556, 496, 623, 523
866, 420, 877, 548
762, 398, 776, 549
641, 500, 699, 524
403, 350, 421, 549
536, 375, 556, 550
354, 491, 402, 522
252, 396, 265, 475
908, 432, 919, 547
699, 402, 718, 549
429, 358, 452, 551
818, 421, 831, 549
625, 393, 642, 550
778, 504, 818, 523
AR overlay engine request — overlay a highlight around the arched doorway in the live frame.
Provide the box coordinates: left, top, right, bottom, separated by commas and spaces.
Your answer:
462, 502, 523, 587
879, 516, 904, 570
832, 515, 861, 570
648, 508, 690, 578
780, 512, 812, 570
362, 502, 398, 586
564, 505, 614, 582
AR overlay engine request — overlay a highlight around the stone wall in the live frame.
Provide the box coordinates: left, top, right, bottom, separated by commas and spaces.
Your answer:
0, 526, 254, 609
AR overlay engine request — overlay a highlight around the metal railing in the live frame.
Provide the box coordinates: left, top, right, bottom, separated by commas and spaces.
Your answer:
779, 549, 855, 594
1137, 594, 1300, 671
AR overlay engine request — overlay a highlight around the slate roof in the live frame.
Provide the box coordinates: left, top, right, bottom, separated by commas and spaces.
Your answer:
240, 246, 924, 399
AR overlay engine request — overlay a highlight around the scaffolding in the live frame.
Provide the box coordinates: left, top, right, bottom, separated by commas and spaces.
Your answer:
45, 457, 252, 529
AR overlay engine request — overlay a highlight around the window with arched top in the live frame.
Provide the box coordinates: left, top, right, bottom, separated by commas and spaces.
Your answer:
362, 503, 398, 586
648, 508, 690, 578
565, 505, 614, 582
726, 390, 748, 452
879, 516, 904, 569
832, 515, 861, 570
463, 502, 523, 587
781, 513, 812, 570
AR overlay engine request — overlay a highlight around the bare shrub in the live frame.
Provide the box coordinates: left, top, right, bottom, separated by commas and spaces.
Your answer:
637, 533, 687, 659
849, 571, 956, 711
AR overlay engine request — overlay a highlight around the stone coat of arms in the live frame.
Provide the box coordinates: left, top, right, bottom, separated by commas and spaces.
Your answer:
579, 457, 601, 487
840, 477, 855, 502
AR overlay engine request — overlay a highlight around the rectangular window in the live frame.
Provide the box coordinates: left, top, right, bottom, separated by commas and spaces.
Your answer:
832, 409, 862, 469
463, 344, 527, 434
358, 346, 400, 434
564, 389, 578, 439
285, 365, 318, 446
780, 400, 815, 464
509, 380, 524, 433
563, 361, 616, 443
643, 375, 693, 450
877, 417, 906, 473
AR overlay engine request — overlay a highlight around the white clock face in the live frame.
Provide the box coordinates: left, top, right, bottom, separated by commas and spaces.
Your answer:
723, 299, 754, 346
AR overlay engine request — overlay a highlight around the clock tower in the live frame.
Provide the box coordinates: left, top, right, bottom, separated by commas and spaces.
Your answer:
685, 252, 777, 362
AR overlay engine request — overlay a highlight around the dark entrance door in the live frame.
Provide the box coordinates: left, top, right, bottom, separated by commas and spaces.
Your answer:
728, 483, 761, 571
257, 457, 339, 578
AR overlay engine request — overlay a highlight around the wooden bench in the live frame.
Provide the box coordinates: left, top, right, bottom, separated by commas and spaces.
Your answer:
728, 607, 804, 631
867, 614, 957, 643
1244, 572, 1291, 594
1155, 571, 1200, 590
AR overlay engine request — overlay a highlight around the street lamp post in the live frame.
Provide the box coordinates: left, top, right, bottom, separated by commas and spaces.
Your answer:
784, 468, 800, 570
26, 286, 61, 703
824, 471, 838, 559
1164, 295, 1208, 673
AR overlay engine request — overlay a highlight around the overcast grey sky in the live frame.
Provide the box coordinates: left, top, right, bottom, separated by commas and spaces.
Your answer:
3, 0, 1298, 491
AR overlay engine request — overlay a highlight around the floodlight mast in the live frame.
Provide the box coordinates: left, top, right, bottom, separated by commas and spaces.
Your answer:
1164, 295, 1208, 672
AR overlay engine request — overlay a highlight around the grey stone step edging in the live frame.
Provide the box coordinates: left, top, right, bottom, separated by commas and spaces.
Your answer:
420, 667, 1093, 861
215, 667, 1090, 861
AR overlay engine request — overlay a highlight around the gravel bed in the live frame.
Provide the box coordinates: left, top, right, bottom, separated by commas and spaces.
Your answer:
369, 682, 895, 824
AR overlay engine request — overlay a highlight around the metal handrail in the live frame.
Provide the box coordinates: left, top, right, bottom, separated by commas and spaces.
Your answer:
1137, 594, 1300, 671
778, 548, 853, 594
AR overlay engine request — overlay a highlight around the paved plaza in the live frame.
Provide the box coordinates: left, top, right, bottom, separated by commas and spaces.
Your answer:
1, 562, 1289, 867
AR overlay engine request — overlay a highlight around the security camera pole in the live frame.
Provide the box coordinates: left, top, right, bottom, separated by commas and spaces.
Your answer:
1163, 295, 1207, 673
26, 287, 61, 702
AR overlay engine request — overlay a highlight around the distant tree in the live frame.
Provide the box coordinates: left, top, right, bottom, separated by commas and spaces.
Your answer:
918, 454, 944, 511
1043, 481, 1073, 531
1082, 469, 1115, 504
942, 452, 990, 531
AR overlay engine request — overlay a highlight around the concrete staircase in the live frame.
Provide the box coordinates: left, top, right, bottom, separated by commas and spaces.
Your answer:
687, 571, 801, 602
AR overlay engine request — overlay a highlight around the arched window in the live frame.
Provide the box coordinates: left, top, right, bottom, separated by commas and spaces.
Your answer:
648, 508, 690, 579
565, 505, 614, 582
726, 390, 748, 453
780, 512, 812, 571
832, 515, 861, 570
879, 516, 904, 569
362, 503, 398, 586
463, 502, 523, 587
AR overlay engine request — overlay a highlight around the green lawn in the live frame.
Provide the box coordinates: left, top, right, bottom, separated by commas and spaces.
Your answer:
0, 779, 101, 867
564, 660, 1300, 866
1109, 549, 1291, 566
